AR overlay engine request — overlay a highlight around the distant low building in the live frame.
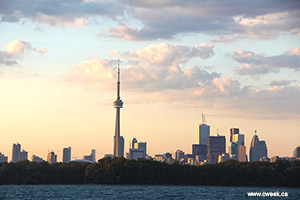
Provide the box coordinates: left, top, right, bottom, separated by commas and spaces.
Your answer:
293, 146, 300, 158
129, 148, 145, 160
175, 149, 185, 161
154, 153, 174, 164
71, 159, 93, 163
31, 155, 44, 163
128, 138, 147, 160
83, 149, 96, 162
260, 156, 270, 162
105, 154, 113, 158
218, 153, 230, 163
270, 156, 281, 163
270, 156, 299, 162
0, 153, 8, 163
154, 154, 164, 162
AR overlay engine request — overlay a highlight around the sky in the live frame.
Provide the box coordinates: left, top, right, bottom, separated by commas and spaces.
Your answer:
0, 0, 300, 162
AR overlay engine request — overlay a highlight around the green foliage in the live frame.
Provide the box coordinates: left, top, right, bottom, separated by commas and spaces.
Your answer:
0, 159, 299, 187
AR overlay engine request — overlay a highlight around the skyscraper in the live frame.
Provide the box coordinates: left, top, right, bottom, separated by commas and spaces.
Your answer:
238, 145, 247, 162
233, 134, 245, 146
130, 138, 138, 149
47, 151, 57, 164
207, 136, 226, 163
113, 60, 124, 158
12, 143, 28, 163
196, 114, 210, 145
249, 131, 268, 162
192, 144, 207, 161
12, 143, 21, 163
230, 128, 239, 142
229, 142, 238, 157
63, 147, 71, 163
128, 138, 147, 160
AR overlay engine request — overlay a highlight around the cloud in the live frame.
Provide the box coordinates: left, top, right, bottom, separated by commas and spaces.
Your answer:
122, 43, 214, 65
0, 0, 123, 26
107, 49, 120, 57
269, 80, 293, 87
286, 48, 300, 56
103, 1, 300, 40
5, 40, 47, 55
66, 58, 116, 89
67, 55, 300, 118
0, 51, 18, 66
251, 86, 300, 117
233, 11, 300, 40
68, 43, 217, 91
234, 48, 300, 75
2, 0, 299, 40
0, 40, 47, 66
66, 41, 300, 118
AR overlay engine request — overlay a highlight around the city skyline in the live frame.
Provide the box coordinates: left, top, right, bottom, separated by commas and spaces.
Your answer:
0, 125, 296, 163
0, 0, 299, 161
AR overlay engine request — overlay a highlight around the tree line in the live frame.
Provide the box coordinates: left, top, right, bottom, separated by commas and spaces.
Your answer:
0, 158, 299, 187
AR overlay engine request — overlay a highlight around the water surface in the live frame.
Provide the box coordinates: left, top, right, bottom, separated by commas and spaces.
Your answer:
0, 185, 299, 199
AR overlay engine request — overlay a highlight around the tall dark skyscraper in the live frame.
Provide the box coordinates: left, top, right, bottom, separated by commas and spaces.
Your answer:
207, 136, 226, 163
249, 130, 268, 162
113, 60, 124, 157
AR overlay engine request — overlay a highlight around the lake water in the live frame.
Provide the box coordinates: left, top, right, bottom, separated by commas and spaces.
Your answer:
0, 185, 299, 199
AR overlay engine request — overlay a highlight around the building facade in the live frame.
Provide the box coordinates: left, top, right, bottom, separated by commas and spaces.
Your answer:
196, 124, 210, 145
249, 133, 268, 162
63, 147, 71, 163
12, 143, 28, 163
175, 149, 185, 161
83, 149, 96, 162
0, 153, 8, 163
230, 128, 239, 143
233, 134, 245, 146
47, 151, 57, 164
192, 144, 207, 161
229, 142, 238, 157
293, 146, 300, 158
128, 138, 147, 160
31, 155, 44, 163
207, 136, 226, 163
238, 145, 247, 162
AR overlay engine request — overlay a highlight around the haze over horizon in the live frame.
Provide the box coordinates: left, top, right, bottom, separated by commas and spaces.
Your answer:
0, 0, 299, 162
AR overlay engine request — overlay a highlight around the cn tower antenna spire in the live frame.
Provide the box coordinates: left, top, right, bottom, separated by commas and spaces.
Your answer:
117, 59, 121, 99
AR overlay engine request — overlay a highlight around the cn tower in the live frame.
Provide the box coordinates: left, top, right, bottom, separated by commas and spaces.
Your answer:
113, 60, 124, 157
